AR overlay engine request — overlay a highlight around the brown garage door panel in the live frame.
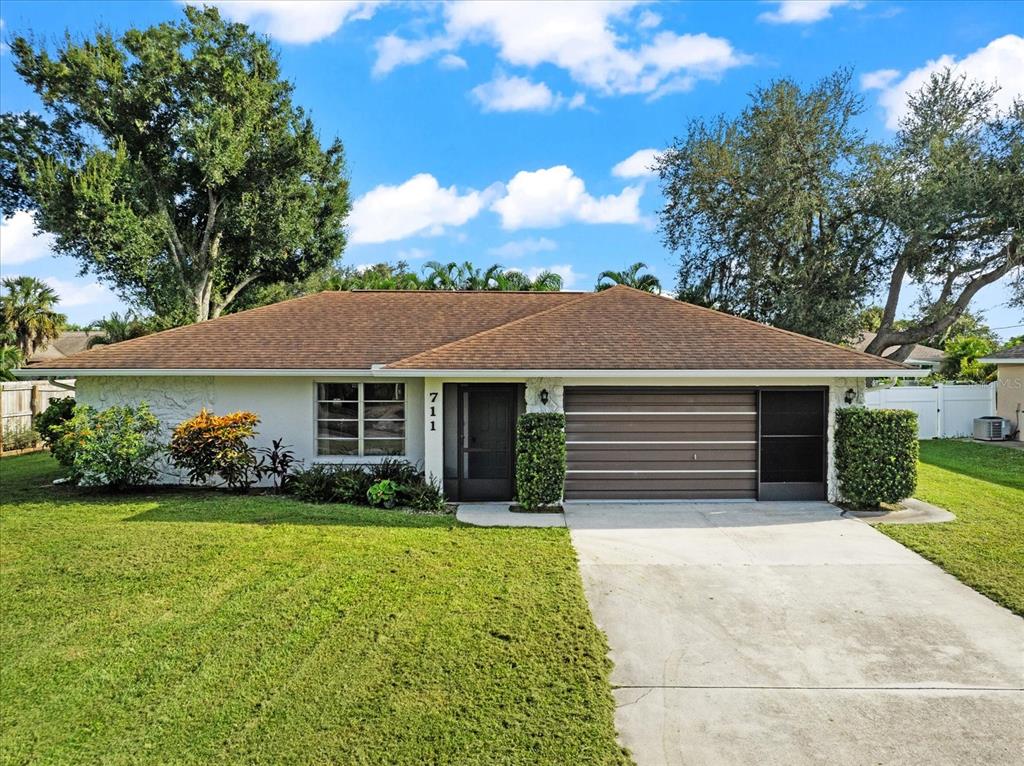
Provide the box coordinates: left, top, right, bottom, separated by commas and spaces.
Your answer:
564, 387, 757, 500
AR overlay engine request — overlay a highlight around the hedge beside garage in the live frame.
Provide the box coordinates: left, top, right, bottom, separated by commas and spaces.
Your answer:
516, 412, 566, 511
835, 407, 918, 509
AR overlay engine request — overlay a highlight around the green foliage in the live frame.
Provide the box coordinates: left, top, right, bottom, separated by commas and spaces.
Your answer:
940, 335, 997, 382
35, 395, 75, 450
3, 423, 40, 451
367, 479, 398, 508
5, 6, 350, 323
53, 402, 162, 488
86, 311, 156, 348
421, 261, 563, 291
595, 261, 662, 293
0, 344, 23, 381
367, 457, 421, 485
835, 407, 919, 508
515, 413, 567, 511
658, 70, 881, 343
403, 478, 448, 513
256, 438, 298, 493
1, 276, 66, 357
168, 409, 261, 489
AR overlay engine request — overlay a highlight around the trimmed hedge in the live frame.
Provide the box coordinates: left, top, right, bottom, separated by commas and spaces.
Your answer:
835, 407, 918, 508
515, 412, 566, 511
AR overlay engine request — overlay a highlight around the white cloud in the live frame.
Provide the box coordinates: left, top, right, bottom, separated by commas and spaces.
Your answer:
866, 35, 1024, 130
758, 1, 861, 25
860, 68, 900, 91
438, 53, 468, 70
41, 276, 117, 310
526, 264, 581, 289
194, 1, 381, 45
0, 212, 56, 267
612, 148, 660, 178
395, 247, 431, 261
487, 237, 557, 259
491, 165, 643, 229
375, 2, 746, 98
471, 74, 584, 113
348, 174, 487, 244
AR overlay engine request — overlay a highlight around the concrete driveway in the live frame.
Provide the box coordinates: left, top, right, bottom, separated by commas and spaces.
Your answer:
565, 501, 1024, 766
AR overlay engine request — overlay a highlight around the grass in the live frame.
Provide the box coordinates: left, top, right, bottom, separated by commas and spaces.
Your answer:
0, 453, 629, 765
879, 440, 1024, 616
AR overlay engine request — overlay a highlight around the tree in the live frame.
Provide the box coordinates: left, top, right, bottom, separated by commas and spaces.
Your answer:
657, 71, 882, 343
0, 345, 23, 382
4, 6, 350, 324
863, 72, 1022, 360
420, 261, 562, 291
1, 276, 66, 357
595, 262, 662, 293
87, 312, 154, 348
940, 335, 997, 382
325, 262, 423, 291
499, 269, 563, 291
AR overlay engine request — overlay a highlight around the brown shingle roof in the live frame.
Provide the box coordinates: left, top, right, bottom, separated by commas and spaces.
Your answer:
853, 331, 945, 363
24, 286, 909, 373
982, 342, 1024, 361
387, 287, 909, 371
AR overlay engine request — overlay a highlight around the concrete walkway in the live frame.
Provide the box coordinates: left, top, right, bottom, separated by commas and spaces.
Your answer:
565, 501, 1024, 766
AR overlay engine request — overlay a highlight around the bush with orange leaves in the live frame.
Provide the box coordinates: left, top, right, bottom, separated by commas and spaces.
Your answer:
169, 409, 261, 489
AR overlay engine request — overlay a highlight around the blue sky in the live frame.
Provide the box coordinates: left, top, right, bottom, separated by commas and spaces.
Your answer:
1, 1, 1022, 339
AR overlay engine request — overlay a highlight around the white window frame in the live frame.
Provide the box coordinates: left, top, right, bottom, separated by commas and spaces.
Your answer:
315, 382, 407, 459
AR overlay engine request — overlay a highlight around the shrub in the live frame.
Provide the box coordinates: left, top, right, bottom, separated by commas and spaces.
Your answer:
53, 403, 162, 488
515, 412, 566, 511
3, 423, 40, 451
36, 396, 75, 451
402, 478, 448, 513
367, 478, 398, 508
367, 458, 420, 485
289, 464, 341, 503
835, 407, 918, 509
169, 409, 260, 489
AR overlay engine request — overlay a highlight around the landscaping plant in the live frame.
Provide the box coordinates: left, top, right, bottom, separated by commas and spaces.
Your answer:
515, 412, 566, 511
2, 423, 40, 452
53, 402, 162, 488
367, 479, 398, 508
835, 407, 918, 508
35, 396, 75, 452
257, 438, 299, 493
169, 409, 261, 489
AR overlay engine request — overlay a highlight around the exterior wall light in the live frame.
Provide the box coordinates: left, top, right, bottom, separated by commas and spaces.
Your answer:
540, 389, 549, 405
844, 388, 857, 405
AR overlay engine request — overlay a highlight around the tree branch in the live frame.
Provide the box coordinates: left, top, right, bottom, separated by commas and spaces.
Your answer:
210, 273, 259, 318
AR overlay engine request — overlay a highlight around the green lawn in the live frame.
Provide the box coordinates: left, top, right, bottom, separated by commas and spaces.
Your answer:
880, 440, 1024, 616
0, 453, 629, 765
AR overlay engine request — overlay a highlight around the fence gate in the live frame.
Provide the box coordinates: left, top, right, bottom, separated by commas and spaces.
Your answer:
864, 383, 996, 439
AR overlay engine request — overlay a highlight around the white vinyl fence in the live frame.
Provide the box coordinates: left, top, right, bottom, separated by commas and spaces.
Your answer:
864, 382, 996, 439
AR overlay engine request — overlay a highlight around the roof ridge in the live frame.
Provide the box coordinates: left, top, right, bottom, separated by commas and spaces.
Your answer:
621, 286, 909, 370
385, 291, 598, 368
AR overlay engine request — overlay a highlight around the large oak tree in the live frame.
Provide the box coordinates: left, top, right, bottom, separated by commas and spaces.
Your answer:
3, 6, 350, 323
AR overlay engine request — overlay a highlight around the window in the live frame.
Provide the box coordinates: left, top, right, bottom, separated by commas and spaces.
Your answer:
317, 383, 405, 457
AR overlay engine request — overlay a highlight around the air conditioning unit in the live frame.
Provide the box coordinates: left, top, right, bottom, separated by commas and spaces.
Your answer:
973, 416, 1012, 441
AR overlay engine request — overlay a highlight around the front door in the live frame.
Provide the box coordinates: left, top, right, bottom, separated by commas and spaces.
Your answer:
458, 385, 515, 500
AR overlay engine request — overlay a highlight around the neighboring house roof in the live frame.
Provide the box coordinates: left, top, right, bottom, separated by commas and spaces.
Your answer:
21, 286, 911, 374
980, 342, 1024, 364
26, 331, 102, 362
853, 331, 945, 364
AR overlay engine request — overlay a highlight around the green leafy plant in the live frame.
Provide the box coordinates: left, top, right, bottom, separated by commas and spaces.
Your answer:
515, 412, 567, 511
3, 423, 40, 451
367, 479, 398, 508
288, 464, 342, 503
35, 396, 76, 451
168, 409, 260, 490
367, 458, 420, 486
835, 407, 919, 509
402, 478, 448, 513
53, 403, 162, 488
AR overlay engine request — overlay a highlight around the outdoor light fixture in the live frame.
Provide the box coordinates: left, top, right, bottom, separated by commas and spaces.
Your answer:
844, 388, 857, 405
540, 389, 549, 405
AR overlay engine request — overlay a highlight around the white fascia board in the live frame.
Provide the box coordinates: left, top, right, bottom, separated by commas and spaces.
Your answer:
978, 357, 1024, 365
14, 366, 923, 379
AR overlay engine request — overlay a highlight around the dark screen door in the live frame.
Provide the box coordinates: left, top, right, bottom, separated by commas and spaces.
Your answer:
459, 385, 515, 500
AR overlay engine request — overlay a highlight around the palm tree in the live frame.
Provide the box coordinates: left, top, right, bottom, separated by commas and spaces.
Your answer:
87, 312, 152, 348
1, 276, 66, 357
0, 344, 23, 382
422, 261, 461, 290
497, 269, 564, 291
595, 262, 662, 294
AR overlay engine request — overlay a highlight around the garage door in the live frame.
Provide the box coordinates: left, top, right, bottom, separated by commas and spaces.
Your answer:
564, 387, 757, 500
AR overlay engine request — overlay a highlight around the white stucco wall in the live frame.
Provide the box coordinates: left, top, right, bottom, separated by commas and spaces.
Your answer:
76, 375, 425, 484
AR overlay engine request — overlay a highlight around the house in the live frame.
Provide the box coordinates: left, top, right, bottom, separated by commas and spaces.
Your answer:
853, 331, 945, 374
26, 331, 102, 364
19, 286, 916, 501
979, 342, 1024, 441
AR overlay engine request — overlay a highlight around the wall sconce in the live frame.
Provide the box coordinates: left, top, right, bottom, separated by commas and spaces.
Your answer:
844, 388, 857, 405
539, 389, 549, 405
